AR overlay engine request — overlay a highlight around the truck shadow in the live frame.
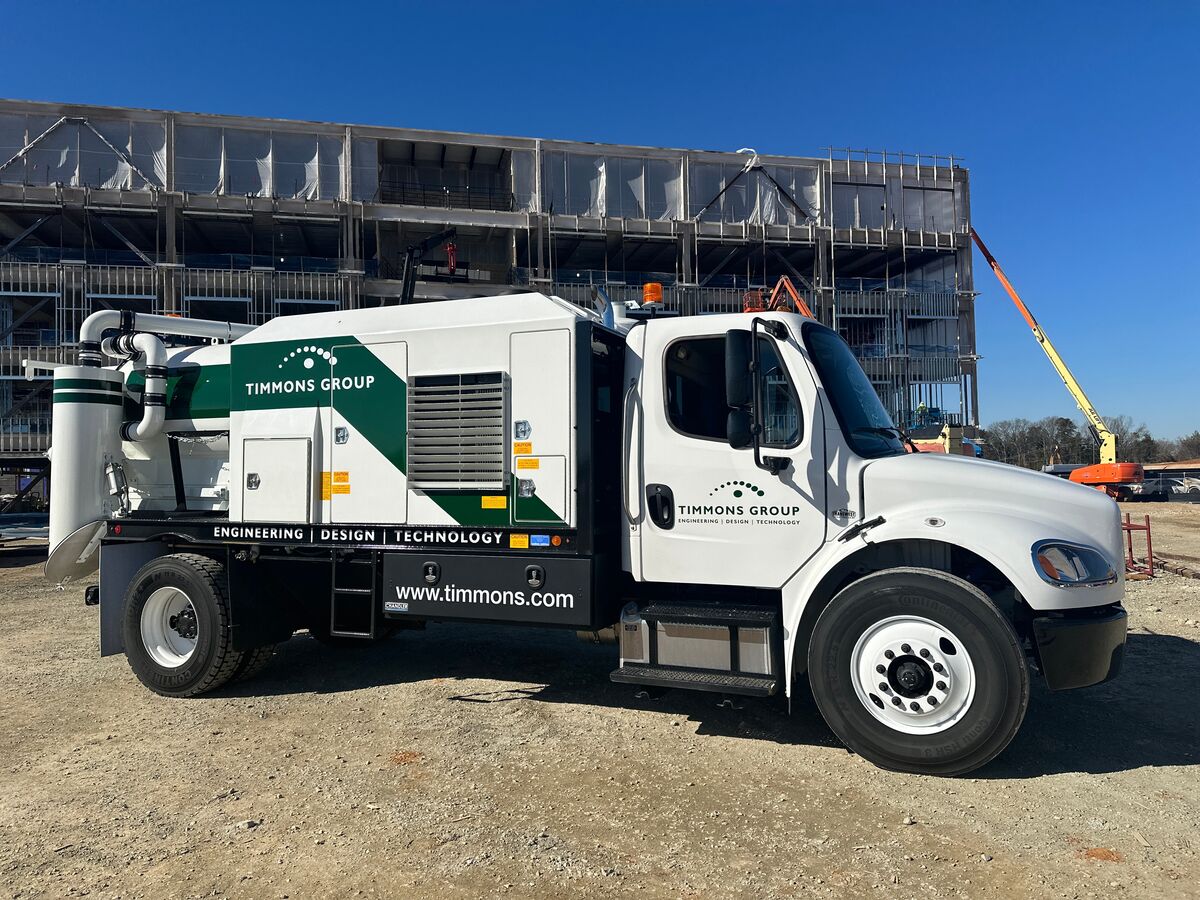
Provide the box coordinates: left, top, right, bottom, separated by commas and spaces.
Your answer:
221, 623, 841, 750
979, 630, 1200, 778
221, 627, 1198, 776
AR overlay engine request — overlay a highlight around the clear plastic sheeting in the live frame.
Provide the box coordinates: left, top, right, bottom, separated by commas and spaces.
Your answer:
511, 149, 536, 212
223, 129, 271, 197
174, 126, 347, 199
903, 187, 956, 232
542, 151, 682, 220
175, 125, 223, 194
690, 162, 818, 225
0, 114, 167, 190
831, 183, 885, 229
351, 138, 377, 201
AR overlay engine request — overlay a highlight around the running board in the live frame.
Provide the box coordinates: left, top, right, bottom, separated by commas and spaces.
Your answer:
610, 663, 778, 697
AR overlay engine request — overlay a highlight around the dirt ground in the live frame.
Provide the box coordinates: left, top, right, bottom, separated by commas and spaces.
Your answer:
2, 519, 1199, 899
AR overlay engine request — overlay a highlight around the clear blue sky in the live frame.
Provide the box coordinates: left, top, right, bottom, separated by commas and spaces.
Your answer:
6, 1, 1197, 437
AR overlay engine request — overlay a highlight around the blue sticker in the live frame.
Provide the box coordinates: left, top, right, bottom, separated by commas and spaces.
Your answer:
530, 534, 550, 547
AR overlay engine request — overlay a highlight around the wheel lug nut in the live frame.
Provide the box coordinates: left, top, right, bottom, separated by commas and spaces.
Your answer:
901, 643, 912, 654
884, 650, 895, 659
927, 696, 938, 706
892, 697, 902, 707
876, 664, 886, 674
879, 682, 889, 692
936, 681, 947, 691
909, 702, 921, 712
933, 663, 944, 673
919, 648, 930, 658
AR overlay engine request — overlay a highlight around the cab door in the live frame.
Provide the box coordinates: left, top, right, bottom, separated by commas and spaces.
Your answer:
634, 318, 826, 588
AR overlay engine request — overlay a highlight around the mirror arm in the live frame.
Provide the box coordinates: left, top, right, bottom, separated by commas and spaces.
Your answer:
748, 317, 791, 476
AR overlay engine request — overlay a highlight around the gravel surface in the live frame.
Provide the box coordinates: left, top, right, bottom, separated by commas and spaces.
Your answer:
2, 541, 1198, 899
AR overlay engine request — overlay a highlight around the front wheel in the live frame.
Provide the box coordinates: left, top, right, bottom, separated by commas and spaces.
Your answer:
807, 568, 1029, 776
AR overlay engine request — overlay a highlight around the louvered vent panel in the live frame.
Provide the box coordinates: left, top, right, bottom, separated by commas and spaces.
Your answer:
407, 372, 507, 489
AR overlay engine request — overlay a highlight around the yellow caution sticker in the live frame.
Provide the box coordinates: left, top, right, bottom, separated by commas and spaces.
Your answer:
509, 533, 529, 549
481, 495, 508, 509
333, 471, 350, 484
332, 483, 351, 495
321, 471, 332, 501
517, 458, 540, 470
513, 441, 532, 455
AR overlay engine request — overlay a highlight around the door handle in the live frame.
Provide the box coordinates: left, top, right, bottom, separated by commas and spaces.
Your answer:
645, 483, 674, 530
246, 473, 261, 490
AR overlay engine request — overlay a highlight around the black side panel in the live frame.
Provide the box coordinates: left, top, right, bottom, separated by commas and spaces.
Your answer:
382, 552, 594, 628
578, 321, 626, 628
227, 552, 323, 650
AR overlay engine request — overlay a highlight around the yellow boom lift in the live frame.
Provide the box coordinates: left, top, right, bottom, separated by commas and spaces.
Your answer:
970, 229, 1143, 496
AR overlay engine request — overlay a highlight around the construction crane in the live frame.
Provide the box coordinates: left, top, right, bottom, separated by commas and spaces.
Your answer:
970, 228, 1142, 494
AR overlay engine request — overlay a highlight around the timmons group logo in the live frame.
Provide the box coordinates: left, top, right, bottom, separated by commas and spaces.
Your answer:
676, 478, 806, 526
242, 344, 377, 398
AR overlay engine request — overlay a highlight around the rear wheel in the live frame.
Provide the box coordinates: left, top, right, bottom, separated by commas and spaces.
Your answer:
807, 567, 1029, 776
123, 553, 244, 697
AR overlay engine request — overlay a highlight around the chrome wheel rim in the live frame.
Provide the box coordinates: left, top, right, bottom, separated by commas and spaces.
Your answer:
849, 614, 976, 735
140, 587, 199, 668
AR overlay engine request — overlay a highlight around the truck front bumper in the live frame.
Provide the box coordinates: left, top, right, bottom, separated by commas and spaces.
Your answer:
1032, 604, 1127, 691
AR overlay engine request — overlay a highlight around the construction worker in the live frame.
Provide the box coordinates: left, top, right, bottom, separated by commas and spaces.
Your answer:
916, 400, 928, 427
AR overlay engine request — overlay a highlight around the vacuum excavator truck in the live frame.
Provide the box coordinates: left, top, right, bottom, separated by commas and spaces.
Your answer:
44, 293, 1127, 776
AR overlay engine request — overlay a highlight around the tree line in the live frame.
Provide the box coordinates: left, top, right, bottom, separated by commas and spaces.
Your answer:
981, 416, 1200, 470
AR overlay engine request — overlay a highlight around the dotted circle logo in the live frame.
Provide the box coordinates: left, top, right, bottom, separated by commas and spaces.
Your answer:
278, 345, 338, 370
709, 480, 765, 498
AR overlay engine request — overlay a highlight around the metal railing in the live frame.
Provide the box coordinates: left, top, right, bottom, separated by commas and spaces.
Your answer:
375, 178, 514, 212
0, 416, 51, 453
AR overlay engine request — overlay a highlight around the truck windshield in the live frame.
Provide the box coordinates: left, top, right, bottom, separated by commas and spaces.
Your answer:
803, 324, 906, 459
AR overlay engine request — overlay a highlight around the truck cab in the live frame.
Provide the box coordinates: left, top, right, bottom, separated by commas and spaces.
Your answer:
613, 306, 1126, 773
45, 294, 1127, 776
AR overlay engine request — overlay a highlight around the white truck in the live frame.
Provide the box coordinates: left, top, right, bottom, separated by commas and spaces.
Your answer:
45, 293, 1127, 775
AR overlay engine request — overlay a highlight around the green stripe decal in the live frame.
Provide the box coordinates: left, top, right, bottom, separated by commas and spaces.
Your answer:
422, 486, 565, 528
231, 338, 407, 475
54, 378, 122, 392
53, 391, 123, 405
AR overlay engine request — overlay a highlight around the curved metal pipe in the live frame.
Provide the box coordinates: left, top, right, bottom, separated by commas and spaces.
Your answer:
116, 332, 167, 442
78, 309, 255, 367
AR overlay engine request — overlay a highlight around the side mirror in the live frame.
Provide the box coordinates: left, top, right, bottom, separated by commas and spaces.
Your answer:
725, 329, 752, 408
727, 408, 753, 449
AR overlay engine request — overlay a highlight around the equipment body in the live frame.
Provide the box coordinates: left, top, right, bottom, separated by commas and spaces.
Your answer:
46, 292, 1127, 775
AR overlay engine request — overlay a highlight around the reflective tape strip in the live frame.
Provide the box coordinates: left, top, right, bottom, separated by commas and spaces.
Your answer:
53, 378, 122, 393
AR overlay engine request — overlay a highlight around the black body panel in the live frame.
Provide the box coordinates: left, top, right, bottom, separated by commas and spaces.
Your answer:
382, 552, 595, 628
1032, 604, 1127, 691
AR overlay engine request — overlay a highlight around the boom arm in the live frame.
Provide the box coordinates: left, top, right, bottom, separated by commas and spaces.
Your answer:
970, 229, 1118, 465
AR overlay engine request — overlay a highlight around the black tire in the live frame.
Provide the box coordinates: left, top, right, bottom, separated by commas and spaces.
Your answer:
122, 553, 245, 698
807, 567, 1029, 777
231, 644, 276, 683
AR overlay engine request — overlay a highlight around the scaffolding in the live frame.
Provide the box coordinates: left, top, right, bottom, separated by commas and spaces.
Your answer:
0, 99, 980, 458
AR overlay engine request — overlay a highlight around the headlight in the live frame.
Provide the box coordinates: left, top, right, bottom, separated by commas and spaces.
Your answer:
1032, 541, 1118, 587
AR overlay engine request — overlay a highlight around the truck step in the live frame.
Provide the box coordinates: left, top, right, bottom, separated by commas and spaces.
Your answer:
610, 663, 778, 697
639, 603, 777, 627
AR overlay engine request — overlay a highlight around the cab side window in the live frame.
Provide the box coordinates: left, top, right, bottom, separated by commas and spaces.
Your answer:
665, 337, 727, 440
757, 339, 801, 447
665, 336, 801, 447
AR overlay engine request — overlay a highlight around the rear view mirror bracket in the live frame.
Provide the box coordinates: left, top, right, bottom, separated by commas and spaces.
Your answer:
725, 318, 791, 477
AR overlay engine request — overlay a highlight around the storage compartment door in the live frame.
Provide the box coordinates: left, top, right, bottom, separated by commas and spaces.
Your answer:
242, 438, 312, 523
513, 455, 566, 524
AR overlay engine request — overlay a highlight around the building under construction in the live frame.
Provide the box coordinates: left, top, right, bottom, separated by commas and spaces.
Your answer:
0, 98, 979, 487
